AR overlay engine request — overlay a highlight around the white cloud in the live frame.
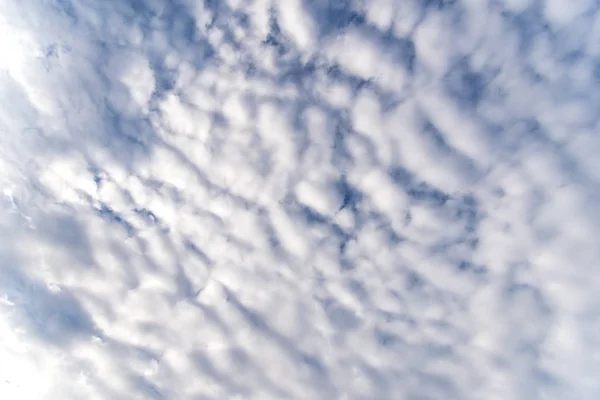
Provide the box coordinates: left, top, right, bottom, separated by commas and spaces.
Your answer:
326, 28, 408, 91
274, 0, 317, 54
413, 11, 456, 77
503, 0, 534, 12
363, 0, 395, 32
1, 0, 600, 399
543, 0, 595, 26
107, 51, 156, 116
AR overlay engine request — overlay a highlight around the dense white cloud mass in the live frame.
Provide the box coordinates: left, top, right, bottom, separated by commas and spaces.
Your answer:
1, 0, 599, 399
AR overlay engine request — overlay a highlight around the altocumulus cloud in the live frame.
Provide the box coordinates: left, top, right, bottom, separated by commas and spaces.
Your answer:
1, 0, 600, 399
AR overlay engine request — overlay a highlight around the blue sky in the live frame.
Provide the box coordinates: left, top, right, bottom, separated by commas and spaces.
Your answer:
1, 0, 600, 399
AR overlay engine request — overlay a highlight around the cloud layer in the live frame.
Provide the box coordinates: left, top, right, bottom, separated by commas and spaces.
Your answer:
1, 0, 600, 399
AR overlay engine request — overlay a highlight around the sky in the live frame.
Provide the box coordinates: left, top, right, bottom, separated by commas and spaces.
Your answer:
0, 0, 600, 399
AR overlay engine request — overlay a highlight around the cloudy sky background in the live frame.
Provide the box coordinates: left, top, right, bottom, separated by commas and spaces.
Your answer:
1, 0, 600, 398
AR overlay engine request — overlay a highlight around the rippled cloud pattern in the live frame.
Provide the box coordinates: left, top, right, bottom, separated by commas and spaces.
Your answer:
1, 0, 600, 399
